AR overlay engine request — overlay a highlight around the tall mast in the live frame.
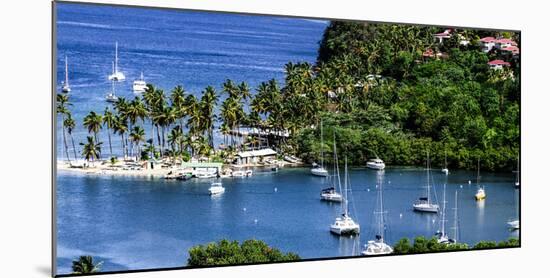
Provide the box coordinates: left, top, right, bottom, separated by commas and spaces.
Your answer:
444, 149, 447, 168
344, 157, 349, 216
333, 131, 343, 211
320, 119, 324, 168
115, 41, 118, 73
516, 157, 520, 184
377, 171, 384, 239
64, 55, 69, 86
426, 150, 431, 204
477, 158, 481, 186
453, 190, 459, 242
440, 183, 447, 236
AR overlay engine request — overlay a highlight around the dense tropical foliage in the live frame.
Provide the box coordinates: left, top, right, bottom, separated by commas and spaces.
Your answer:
71, 255, 102, 274
187, 239, 300, 266
392, 236, 519, 254
57, 22, 519, 171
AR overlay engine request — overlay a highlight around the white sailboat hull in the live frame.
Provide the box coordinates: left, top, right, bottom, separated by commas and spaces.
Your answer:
366, 162, 385, 170
209, 187, 225, 195
413, 203, 439, 213
109, 71, 126, 81
330, 217, 360, 235
320, 192, 343, 202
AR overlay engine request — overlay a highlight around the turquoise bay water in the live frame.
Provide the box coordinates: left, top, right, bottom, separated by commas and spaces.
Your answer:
56, 167, 519, 274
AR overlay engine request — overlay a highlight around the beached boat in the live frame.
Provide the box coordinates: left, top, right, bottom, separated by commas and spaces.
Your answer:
195, 169, 217, 179
413, 151, 440, 213
108, 42, 125, 81
362, 170, 393, 255
442, 149, 449, 175
366, 158, 385, 170
232, 169, 252, 177
475, 158, 486, 201
133, 72, 147, 93
61, 55, 71, 93
311, 120, 329, 177
209, 182, 225, 195
330, 157, 360, 235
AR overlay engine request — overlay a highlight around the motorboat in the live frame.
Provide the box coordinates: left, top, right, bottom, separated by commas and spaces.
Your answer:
366, 158, 385, 170
209, 182, 225, 195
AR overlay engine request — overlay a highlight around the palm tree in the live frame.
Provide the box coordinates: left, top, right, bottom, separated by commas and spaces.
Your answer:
220, 123, 230, 147
103, 107, 116, 158
167, 125, 183, 159
113, 115, 128, 159
71, 256, 102, 274
129, 126, 145, 160
200, 86, 219, 148
63, 114, 78, 161
83, 111, 103, 144
170, 85, 187, 129
56, 93, 72, 163
79, 136, 102, 166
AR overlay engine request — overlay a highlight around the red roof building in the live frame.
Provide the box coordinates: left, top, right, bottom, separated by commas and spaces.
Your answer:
488, 59, 511, 69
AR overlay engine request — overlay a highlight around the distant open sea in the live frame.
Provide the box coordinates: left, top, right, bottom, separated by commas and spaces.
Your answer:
55, 2, 327, 157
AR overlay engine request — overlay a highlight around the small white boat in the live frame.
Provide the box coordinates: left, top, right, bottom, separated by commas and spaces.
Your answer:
320, 187, 343, 202
133, 72, 147, 93
61, 55, 71, 93
209, 182, 225, 195
108, 42, 125, 81
413, 151, 439, 213
311, 167, 329, 177
330, 157, 360, 235
507, 220, 520, 230
232, 169, 253, 177
366, 158, 385, 170
362, 170, 393, 255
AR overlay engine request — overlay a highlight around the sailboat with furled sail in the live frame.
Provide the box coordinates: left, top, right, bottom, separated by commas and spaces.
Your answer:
475, 158, 486, 201
436, 183, 451, 243
311, 120, 329, 177
362, 170, 393, 255
320, 132, 343, 202
413, 150, 440, 213
330, 156, 360, 235
106, 62, 119, 103
61, 55, 71, 93
108, 41, 125, 81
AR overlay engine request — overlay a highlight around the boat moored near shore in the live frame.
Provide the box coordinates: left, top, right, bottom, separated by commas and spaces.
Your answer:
366, 158, 385, 170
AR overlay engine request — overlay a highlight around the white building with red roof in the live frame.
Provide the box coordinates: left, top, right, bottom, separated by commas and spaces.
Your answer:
495, 38, 518, 49
434, 29, 452, 43
488, 59, 511, 70
479, 37, 497, 52
501, 45, 520, 56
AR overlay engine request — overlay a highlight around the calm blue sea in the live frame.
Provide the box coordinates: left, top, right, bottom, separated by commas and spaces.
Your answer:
55, 2, 327, 157
54, 3, 519, 276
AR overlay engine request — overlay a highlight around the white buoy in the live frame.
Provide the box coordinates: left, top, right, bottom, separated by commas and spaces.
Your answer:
274, 187, 278, 192
243, 208, 247, 212
254, 219, 258, 224
460, 185, 463, 188
388, 181, 391, 184
367, 188, 370, 192
399, 213, 403, 218
432, 219, 436, 224
468, 180, 472, 184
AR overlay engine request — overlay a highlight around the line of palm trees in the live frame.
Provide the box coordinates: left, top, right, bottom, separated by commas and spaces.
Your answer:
57, 60, 375, 164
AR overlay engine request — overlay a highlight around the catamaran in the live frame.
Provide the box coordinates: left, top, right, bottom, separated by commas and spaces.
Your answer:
413, 151, 440, 213
61, 55, 71, 93
442, 149, 449, 175
475, 158, 486, 201
133, 72, 147, 93
311, 120, 329, 177
330, 157, 360, 235
362, 170, 393, 255
108, 42, 125, 81
106, 62, 119, 103
321, 134, 343, 202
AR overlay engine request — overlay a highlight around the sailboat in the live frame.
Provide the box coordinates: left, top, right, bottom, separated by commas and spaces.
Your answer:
449, 190, 460, 243
61, 55, 71, 93
320, 132, 343, 202
311, 120, 329, 177
106, 62, 119, 103
108, 42, 125, 81
413, 151, 440, 213
441, 149, 449, 175
133, 72, 147, 93
475, 158, 486, 201
362, 170, 393, 255
330, 157, 360, 235
514, 157, 520, 188
436, 183, 450, 243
